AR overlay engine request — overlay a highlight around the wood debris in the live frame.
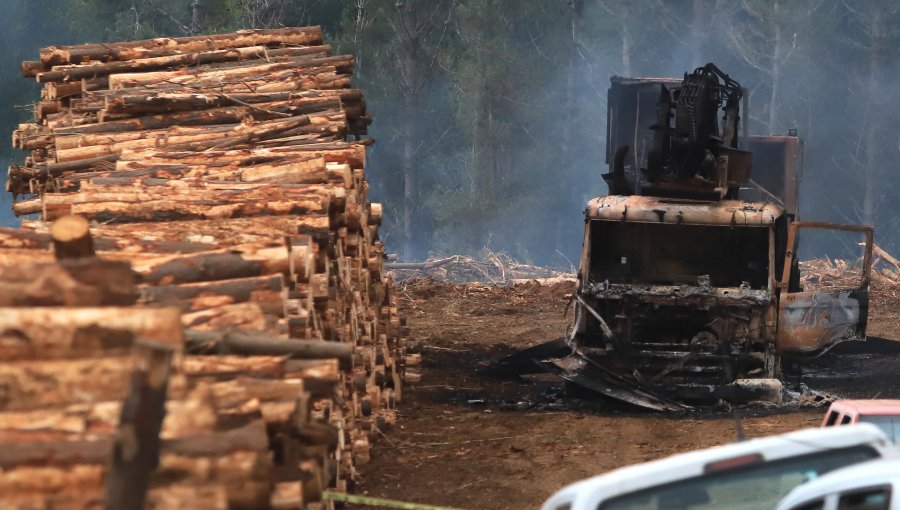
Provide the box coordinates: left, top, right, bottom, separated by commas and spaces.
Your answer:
386, 250, 574, 285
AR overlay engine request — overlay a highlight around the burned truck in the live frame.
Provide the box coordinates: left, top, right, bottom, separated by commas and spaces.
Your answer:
550, 64, 874, 410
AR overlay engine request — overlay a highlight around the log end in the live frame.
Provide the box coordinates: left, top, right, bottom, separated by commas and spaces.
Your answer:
50, 215, 95, 259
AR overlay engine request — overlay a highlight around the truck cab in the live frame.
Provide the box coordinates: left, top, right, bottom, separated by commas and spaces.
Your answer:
565, 65, 874, 408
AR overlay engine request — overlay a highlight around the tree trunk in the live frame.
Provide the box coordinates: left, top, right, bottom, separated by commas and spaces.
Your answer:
863, 6, 884, 226
767, 0, 783, 134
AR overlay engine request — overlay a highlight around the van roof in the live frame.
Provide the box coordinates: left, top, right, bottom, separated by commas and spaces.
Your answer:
828, 399, 900, 415
541, 424, 891, 510
775, 457, 900, 510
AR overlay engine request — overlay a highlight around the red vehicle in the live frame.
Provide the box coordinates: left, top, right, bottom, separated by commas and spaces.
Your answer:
822, 400, 900, 443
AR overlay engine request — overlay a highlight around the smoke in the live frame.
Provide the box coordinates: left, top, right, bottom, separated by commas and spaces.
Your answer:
2, 1, 899, 266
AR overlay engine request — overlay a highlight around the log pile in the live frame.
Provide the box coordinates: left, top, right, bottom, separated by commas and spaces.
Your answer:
0, 221, 352, 509
4, 26, 415, 508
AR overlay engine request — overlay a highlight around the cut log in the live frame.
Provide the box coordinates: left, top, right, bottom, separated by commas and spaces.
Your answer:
0, 226, 52, 250
52, 116, 344, 163
0, 465, 105, 508
21, 60, 43, 78
183, 355, 286, 381
117, 143, 366, 169
147, 484, 229, 510
40, 27, 324, 66
60, 156, 334, 188
37, 45, 334, 83
0, 307, 180, 361
0, 257, 136, 306
140, 274, 283, 312
184, 329, 352, 369
156, 449, 273, 509
107, 55, 352, 89
50, 214, 94, 259
39, 183, 335, 222
132, 247, 288, 286
87, 216, 328, 246
102, 88, 360, 116
181, 302, 277, 332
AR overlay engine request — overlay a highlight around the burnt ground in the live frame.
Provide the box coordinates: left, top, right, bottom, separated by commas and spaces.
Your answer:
351, 281, 900, 510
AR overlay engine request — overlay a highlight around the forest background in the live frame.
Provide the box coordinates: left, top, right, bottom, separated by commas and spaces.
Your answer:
1, 0, 897, 266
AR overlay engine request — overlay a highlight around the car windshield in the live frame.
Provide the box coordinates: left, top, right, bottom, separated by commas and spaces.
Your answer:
860, 416, 900, 443
599, 446, 878, 510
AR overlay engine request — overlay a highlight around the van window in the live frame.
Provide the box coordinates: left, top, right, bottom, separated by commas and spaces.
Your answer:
792, 500, 825, 510
859, 416, 900, 444
841, 415, 853, 425
598, 446, 878, 510
837, 487, 890, 510
826, 411, 840, 426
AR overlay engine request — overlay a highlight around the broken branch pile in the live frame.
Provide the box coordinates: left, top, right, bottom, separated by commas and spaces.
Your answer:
800, 244, 900, 290
3, 26, 414, 509
386, 250, 574, 286
800, 245, 900, 318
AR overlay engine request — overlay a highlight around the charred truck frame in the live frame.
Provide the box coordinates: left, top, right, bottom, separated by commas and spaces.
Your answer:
557, 64, 873, 410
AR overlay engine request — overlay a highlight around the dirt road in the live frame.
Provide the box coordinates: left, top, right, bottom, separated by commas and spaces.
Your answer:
353, 281, 900, 510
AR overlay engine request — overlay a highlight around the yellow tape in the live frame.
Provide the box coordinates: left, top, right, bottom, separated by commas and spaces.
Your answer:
321, 491, 467, 510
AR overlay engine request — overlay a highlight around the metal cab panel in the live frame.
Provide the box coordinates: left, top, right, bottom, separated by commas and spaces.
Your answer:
777, 222, 874, 355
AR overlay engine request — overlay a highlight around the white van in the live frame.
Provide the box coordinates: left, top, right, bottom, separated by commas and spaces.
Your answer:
776, 457, 900, 510
541, 424, 893, 510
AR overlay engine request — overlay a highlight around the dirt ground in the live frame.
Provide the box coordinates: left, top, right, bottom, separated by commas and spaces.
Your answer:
352, 281, 900, 510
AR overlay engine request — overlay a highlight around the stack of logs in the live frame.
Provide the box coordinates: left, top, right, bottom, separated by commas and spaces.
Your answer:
2, 26, 418, 508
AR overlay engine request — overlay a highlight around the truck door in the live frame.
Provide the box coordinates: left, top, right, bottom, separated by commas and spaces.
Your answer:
777, 221, 874, 355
